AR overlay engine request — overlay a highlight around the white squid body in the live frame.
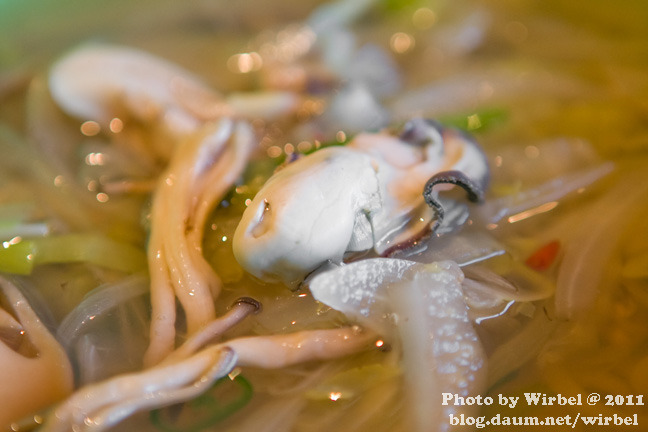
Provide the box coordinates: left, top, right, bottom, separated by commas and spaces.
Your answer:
48, 44, 228, 137
48, 44, 299, 139
233, 120, 489, 285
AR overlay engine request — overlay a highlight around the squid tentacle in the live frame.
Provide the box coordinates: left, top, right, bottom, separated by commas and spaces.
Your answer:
423, 169, 486, 232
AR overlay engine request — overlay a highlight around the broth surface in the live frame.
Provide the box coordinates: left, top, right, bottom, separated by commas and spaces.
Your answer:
1, 0, 647, 430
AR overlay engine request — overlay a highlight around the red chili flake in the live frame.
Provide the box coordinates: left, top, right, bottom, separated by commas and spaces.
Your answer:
525, 240, 561, 271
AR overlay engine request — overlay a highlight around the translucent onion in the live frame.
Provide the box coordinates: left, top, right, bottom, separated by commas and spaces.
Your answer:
391, 226, 506, 267
480, 161, 614, 225
555, 169, 648, 319
486, 300, 558, 389
57, 275, 149, 383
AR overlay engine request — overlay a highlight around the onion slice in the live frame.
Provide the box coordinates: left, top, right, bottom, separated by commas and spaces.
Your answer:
309, 259, 487, 432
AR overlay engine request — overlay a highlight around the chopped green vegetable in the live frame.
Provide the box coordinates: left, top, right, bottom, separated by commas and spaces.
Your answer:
241, 157, 277, 185
439, 107, 508, 132
380, 0, 421, 13
304, 134, 353, 156
235, 134, 354, 194
150, 374, 253, 432
0, 233, 146, 275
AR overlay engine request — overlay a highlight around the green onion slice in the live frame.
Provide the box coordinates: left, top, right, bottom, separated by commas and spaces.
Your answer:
150, 374, 253, 432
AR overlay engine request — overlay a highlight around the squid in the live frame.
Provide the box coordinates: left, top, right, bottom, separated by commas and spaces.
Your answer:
48, 44, 274, 365
38, 298, 374, 432
48, 44, 299, 142
0, 276, 74, 426
233, 118, 490, 285
309, 259, 487, 432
